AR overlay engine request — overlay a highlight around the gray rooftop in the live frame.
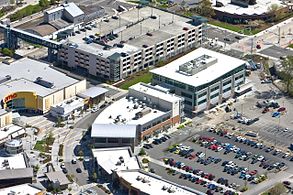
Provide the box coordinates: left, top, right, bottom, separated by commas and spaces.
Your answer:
46, 171, 71, 185
0, 58, 79, 99
77, 86, 108, 98
63, 2, 84, 18
0, 168, 33, 180
66, 6, 196, 57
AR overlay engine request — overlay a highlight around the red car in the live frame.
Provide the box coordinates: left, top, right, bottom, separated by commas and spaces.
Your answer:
209, 144, 219, 150
189, 153, 196, 160
262, 107, 269, 113
278, 107, 286, 112
249, 170, 258, 175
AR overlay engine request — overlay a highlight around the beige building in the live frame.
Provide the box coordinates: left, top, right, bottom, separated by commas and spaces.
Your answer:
0, 58, 86, 114
0, 110, 12, 128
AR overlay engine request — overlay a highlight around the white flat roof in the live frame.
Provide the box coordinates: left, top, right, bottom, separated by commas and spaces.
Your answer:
129, 82, 182, 103
0, 58, 79, 99
0, 153, 27, 170
151, 48, 246, 88
117, 170, 205, 195
93, 97, 166, 126
213, 0, 283, 15
77, 86, 108, 98
0, 184, 42, 194
0, 124, 23, 142
46, 6, 64, 14
92, 147, 140, 174
91, 124, 136, 138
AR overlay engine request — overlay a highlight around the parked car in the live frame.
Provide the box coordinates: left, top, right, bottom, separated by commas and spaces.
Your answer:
76, 168, 82, 173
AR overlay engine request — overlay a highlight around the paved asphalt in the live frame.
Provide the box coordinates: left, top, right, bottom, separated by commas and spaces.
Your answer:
205, 26, 244, 44
259, 45, 293, 59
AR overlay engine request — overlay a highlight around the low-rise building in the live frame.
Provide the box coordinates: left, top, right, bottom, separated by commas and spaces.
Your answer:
0, 125, 24, 146
0, 109, 12, 128
92, 147, 140, 179
116, 170, 205, 195
50, 96, 84, 120
77, 86, 108, 107
91, 83, 183, 148
151, 47, 246, 115
0, 153, 33, 188
45, 171, 71, 190
0, 183, 45, 194
0, 57, 86, 114
4, 139, 23, 155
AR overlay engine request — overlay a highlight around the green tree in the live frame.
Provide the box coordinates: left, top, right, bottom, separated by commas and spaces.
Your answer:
193, 0, 215, 17
281, 56, 293, 95
92, 172, 97, 181
138, 148, 146, 156
1, 48, 14, 57
50, 0, 56, 5
39, 0, 49, 8
267, 4, 283, 22
269, 183, 286, 195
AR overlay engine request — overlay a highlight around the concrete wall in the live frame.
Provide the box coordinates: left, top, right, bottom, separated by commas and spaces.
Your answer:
0, 111, 12, 128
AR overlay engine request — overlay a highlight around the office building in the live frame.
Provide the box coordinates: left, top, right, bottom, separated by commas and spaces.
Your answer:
151, 48, 246, 115
91, 82, 183, 148
58, 6, 203, 81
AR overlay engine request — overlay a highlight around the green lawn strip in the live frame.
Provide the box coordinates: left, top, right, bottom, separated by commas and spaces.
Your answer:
34, 140, 47, 152
118, 71, 152, 90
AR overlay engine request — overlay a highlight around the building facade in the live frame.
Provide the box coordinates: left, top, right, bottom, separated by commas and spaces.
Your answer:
0, 58, 87, 114
151, 48, 246, 115
57, 7, 204, 81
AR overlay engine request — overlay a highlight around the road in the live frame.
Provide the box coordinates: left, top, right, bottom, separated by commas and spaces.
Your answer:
231, 17, 293, 54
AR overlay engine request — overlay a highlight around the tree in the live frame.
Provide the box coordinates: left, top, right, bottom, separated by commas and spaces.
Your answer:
138, 148, 146, 156
267, 4, 284, 22
92, 172, 97, 182
50, 0, 56, 5
281, 56, 293, 95
39, 0, 49, 8
1, 48, 14, 57
269, 183, 286, 195
193, 0, 215, 17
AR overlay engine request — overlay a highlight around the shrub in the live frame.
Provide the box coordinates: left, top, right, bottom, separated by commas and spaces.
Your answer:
142, 158, 149, 164
138, 148, 146, 156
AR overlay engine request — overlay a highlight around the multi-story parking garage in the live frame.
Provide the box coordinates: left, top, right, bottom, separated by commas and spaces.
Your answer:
57, 6, 204, 81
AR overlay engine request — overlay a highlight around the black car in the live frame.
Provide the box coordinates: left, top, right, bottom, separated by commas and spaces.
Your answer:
76, 168, 82, 173
235, 36, 241, 40
62, 168, 68, 174
143, 144, 151, 149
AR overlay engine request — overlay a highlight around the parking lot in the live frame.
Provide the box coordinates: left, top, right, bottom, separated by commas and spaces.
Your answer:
205, 25, 244, 44
65, 160, 90, 186
259, 45, 293, 59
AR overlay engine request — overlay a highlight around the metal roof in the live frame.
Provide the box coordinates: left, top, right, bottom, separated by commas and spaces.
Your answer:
46, 171, 71, 185
63, 2, 84, 18
91, 124, 137, 138
77, 86, 108, 98
0, 168, 33, 180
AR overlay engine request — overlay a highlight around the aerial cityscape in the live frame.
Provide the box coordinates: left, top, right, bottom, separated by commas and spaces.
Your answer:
0, 0, 292, 194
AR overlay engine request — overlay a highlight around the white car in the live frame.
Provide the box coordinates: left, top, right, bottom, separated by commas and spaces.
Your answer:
91, 108, 99, 113
257, 156, 264, 161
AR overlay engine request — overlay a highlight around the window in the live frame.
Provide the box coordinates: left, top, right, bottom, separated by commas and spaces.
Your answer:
210, 93, 219, 99
95, 138, 106, 143
211, 86, 219, 92
108, 138, 119, 143
198, 92, 207, 98
181, 92, 192, 99
223, 80, 231, 86
184, 100, 192, 105
223, 87, 231, 93
122, 138, 131, 143
198, 99, 207, 105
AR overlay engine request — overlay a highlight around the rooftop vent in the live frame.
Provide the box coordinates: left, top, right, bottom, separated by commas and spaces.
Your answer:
178, 54, 217, 76
0, 75, 11, 84
34, 77, 54, 89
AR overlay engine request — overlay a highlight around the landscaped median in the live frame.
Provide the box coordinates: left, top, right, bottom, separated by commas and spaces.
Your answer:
208, 20, 261, 35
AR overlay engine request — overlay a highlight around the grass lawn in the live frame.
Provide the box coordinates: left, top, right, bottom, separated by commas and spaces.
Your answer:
208, 20, 261, 35
118, 71, 152, 90
34, 141, 47, 153
288, 44, 293, 49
